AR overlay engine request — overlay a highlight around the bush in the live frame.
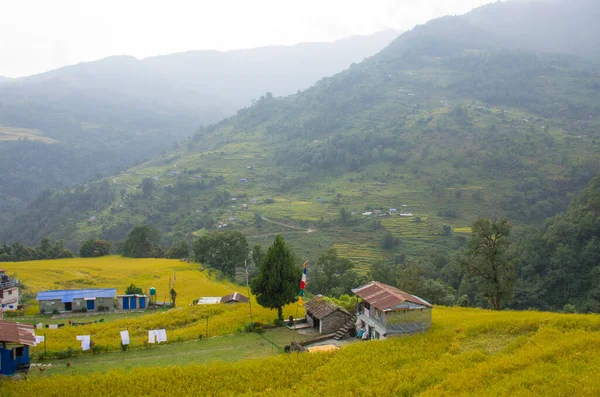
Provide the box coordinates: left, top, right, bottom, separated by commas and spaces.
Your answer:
81, 307, 87, 313
98, 305, 110, 312
52, 309, 60, 315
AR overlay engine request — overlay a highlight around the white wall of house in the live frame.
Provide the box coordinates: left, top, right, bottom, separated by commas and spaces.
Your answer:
0, 287, 19, 310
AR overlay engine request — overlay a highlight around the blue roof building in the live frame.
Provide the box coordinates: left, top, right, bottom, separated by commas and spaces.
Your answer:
36, 288, 116, 314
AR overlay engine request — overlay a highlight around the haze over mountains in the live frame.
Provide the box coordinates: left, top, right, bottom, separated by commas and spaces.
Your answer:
0, 30, 398, 222
1, 0, 600, 311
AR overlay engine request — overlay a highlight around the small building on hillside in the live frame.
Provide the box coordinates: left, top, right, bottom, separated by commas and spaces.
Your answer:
36, 288, 116, 314
352, 282, 432, 340
0, 269, 20, 311
0, 320, 35, 376
304, 296, 353, 335
117, 294, 148, 310
197, 297, 222, 305
221, 292, 249, 304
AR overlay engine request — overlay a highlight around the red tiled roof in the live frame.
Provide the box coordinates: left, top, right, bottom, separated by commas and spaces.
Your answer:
0, 320, 36, 346
352, 282, 433, 311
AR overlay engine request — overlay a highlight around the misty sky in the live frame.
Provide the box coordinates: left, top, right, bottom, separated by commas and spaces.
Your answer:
0, 0, 495, 78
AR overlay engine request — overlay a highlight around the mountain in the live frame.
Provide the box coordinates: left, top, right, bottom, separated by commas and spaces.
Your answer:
4, 0, 599, 253
0, 31, 399, 223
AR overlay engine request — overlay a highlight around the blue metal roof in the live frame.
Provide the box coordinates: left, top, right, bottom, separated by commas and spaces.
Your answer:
36, 288, 116, 303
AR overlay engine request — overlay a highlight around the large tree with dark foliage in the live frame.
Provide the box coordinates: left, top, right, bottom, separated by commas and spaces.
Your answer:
193, 231, 248, 277
308, 248, 365, 298
79, 239, 112, 257
121, 225, 162, 258
461, 218, 514, 310
251, 235, 301, 320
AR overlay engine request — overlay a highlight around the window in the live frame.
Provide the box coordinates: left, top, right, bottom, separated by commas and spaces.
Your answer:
64, 302, 72, 311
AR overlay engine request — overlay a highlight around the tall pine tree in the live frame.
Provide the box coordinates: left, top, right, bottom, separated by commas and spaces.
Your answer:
250, 235, 301, 319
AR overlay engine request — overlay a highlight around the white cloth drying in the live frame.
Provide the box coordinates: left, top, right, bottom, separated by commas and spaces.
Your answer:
156, 329, 167, 343
120, 330, 130, 345
76, 335, 91, 351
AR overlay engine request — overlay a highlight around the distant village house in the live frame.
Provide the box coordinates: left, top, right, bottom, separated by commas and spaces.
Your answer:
36, 288, 116, 314
0, 269, 20, 311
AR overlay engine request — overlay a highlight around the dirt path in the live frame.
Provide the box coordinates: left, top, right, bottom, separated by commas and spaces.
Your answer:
260, 216, 316, 233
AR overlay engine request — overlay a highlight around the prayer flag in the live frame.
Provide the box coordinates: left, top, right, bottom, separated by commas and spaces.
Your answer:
298, 261, 307, 306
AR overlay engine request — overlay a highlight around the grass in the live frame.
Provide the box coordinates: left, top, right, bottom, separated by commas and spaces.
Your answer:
0, 126, 56, 143
8, 256, 239, 307
2, 257, 304, 354
28, 328, 310, 378
4, 306, 600, 396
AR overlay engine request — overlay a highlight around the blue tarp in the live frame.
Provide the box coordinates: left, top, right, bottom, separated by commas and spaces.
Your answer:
36, 289, 116, 303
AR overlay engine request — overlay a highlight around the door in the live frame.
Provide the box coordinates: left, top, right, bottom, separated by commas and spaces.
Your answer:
139, 297, 146, 309
123, 297, 129, 310
64, 302, 72, 311
130, 297, 137, 309
86, 300, 95, 311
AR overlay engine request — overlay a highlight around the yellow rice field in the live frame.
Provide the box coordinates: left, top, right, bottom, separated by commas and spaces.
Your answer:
6, 256, 238, 306
3, 307, 600, 396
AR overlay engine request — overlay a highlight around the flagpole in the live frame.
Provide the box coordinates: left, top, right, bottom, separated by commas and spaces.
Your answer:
245, 259, 254, 331
293, 261, 308, 343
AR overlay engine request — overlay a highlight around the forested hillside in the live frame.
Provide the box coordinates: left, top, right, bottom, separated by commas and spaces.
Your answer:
2, 0, 600, 311
0, 31, 397, 219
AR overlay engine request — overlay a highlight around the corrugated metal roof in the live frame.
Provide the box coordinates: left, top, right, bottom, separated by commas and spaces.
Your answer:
305, 296, 351, 319
0, 320, 36, 346
221, 292, 249, 303
352, 282, 433, 311
36, 288, 116, 303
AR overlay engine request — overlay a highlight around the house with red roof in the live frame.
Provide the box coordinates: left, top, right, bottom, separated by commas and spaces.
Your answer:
352, 281, 433, 340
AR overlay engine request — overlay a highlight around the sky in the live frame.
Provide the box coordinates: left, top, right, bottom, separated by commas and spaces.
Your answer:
0, 0, 495, 78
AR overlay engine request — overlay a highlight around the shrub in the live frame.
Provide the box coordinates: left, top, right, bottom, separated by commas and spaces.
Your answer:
52, 309, 60, 315
98, 305, 110, 312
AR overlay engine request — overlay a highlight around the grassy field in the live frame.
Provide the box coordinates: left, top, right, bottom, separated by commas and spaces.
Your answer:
3, 257, 303, 354
0, 126, 56, 143
28, 328, 310, 378
3, 306, 600, 396
8, 256, 240, 309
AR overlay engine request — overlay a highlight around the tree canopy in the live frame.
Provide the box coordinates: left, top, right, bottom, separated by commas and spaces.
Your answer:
308, 248, 366, 298
121, 225, 162, 258
193, 231, 248, 277
250, 235, 301, 319
461, 218, 514, 310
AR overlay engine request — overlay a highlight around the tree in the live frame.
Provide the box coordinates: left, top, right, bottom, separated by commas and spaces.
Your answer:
381, 231, 399, 250
369, 260, 399, 284
252, 244, 264, 268
125, 283, 143, 295
170, 288, 177, 307
250, 235, 301, 319
167, 240, 190, 259
308, 248, 366, 297
460, 218, 515, 310
121, 225, 161, 258
193, 231, 249, 277
339, 208, 351, 225
254, 213, 263, 229
141, 178, 154, 199
80, 239, 112, 257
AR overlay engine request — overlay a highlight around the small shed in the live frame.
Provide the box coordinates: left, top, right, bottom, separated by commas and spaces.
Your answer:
221, 292, 249, 304
117, 294, 148, 310
304, 296, 352, 334
0, 320, 35, 376
197, 297, 222, 305
36, 289, 116, 314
